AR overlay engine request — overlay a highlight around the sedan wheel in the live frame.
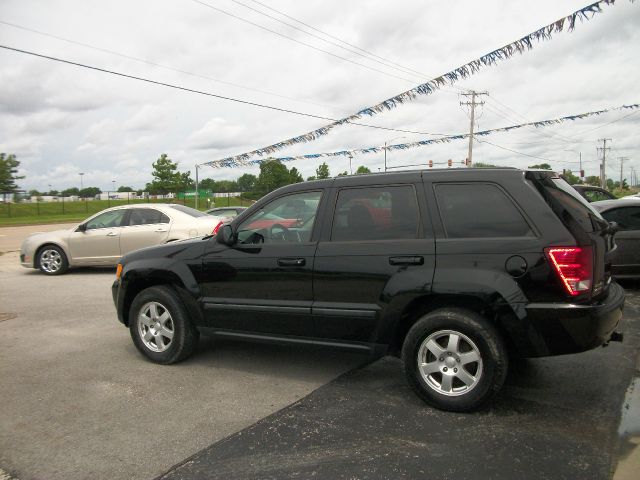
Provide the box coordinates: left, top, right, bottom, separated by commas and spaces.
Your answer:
37, 246, 69, 275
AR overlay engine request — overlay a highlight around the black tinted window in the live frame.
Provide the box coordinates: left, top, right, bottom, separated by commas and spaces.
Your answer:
128, 209, 169, 226
331, 185, 419, 241
169, 204, 206, 217
435, 183, 533, 238
601, 207, 640, 230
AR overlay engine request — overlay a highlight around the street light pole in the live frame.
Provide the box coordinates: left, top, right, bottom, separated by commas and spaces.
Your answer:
79, 172, 84, 191
384, 136, 406, 172
195, 164, 200, 210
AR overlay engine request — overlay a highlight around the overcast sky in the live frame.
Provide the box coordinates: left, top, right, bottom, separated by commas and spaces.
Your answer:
1, 0, 639, 192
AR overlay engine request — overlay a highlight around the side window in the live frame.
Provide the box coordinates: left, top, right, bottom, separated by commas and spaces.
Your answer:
237, 191, 322, 244
331, 185, 419, 241
601, 207, 640, 230
86, 210, 126, 230
435, 183, 533, 238
127, 208, 169, 226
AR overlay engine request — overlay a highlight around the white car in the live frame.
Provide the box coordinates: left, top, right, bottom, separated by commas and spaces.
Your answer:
20, 204, 228, 275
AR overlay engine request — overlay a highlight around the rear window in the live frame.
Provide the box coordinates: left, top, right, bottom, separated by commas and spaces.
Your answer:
535, 177, 604, 233
169, 204, 207, 217
331, 185, 420, 241
434, 183, 533, 238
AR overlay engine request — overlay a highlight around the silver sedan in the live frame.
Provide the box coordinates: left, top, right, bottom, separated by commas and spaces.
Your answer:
20, 204, 228, 275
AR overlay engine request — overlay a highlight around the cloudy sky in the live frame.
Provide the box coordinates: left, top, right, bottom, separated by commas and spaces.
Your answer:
1, 0, 639, 192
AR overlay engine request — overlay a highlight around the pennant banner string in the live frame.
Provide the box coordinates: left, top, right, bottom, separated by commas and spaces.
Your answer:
204, 103, 639, 168
204, 0, 633, 168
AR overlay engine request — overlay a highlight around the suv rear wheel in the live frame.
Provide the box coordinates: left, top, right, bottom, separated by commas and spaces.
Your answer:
129, 286, 199, 364
402, 308, 508, 412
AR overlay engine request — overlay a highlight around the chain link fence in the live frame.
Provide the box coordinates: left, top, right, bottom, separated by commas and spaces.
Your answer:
0, 191, 254, 220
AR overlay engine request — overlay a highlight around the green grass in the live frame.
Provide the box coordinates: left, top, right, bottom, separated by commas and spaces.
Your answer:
0, 196, 251, 227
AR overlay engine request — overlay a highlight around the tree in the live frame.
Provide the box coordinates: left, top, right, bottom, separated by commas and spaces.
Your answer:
118, 186, 133, 192
0, 153, 24, 193
255, 160, 296, 194
80, 187, 102, 198
472, 162, 500, 168
606, 178, 615, 191
306, 176, 316, 181
356, 165, 371, 174
584, 176, 601, 187
560, 170, 580, 185
337, 171, 349, 177
529, 163, 552, 170
316, 162, 330, 179
289, 167, 303, 184
48, 190, 59, 196
145, 154, 182, 194
61, 187, 80, 196
237, 173, 257, 192
28, 189, 42, 196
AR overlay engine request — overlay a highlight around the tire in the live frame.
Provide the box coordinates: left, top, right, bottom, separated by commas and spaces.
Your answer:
401, 308, 508, 412
129, 285, 200, 364
36, 245, 69, 275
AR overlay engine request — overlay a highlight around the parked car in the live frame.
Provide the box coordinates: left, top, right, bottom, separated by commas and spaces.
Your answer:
206, 206, 247, 218
112, 169, 624, 412
20, 204, 227, 275
592, 198, 640, 278
572, 185, 617, 203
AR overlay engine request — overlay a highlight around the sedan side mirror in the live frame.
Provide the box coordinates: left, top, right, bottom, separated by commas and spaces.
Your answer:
77, 223, 87, 232
216, 224, 236, 246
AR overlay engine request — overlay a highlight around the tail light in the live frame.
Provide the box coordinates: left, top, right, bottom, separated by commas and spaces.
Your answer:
544, 246, 593, 296
212, 221, 223, 235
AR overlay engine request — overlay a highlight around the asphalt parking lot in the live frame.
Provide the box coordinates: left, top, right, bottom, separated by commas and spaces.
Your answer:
1, 224, 639, 480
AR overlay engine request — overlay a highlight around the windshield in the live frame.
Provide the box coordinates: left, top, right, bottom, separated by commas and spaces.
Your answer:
169, 204, 207, 217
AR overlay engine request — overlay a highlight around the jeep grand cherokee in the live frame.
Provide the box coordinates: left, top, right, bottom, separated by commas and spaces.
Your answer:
112, 169, 624, 412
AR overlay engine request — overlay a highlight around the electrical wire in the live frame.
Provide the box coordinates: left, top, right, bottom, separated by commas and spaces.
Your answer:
245, 0, 439, 81
227, 0, 427, 82
0, 19, 335, 110
190, 0, 419, 83
0, 44, 452, 137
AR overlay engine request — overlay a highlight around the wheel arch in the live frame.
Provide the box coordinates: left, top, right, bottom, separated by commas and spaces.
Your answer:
388, 294, 517, 357
121, 272, 202, 328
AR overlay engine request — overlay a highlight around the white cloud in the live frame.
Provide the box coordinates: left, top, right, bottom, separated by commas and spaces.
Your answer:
0, 0, 638, 190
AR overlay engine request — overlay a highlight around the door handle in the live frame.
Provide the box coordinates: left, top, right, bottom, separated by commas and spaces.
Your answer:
155, 228, 167, 232
389, 256, 424, 266
106, 232, 118, 237
278, 258, 305, 267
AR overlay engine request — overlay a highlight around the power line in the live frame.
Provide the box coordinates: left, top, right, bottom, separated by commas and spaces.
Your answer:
228, 0, 428, 82
190, 0, 419, 83
0, 19, 333, 110
0, 44, 450, 137
245, 0, 439, 81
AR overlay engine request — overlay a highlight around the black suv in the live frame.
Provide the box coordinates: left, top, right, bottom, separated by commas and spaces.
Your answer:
112, 169, 624, 412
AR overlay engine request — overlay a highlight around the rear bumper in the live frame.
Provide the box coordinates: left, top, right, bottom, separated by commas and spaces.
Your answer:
518, 282, 625, 357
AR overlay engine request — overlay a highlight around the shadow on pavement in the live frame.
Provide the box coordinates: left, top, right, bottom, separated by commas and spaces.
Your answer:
157, 297, 640, 480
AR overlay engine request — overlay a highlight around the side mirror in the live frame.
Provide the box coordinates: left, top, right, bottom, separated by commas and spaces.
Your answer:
77, 223, 87, 232
216, 224, 236, 246
607, 221, 619, 235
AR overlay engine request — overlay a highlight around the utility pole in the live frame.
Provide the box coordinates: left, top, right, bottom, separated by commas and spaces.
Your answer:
195, 164, 200, 210
597, 138, 611, 188
460, 90, 487, 166
618, 157, 629, 189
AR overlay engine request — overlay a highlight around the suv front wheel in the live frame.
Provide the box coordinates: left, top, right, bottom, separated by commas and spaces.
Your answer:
129, 286, 199, 364
402, 308, 508, 412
